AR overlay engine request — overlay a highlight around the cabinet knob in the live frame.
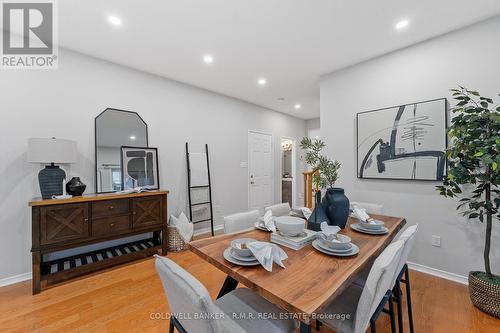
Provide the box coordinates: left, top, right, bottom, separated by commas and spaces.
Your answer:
84, 218, 89, 222
110, 223, 115, 227
133, 212, 137, 215
109, 206, 115, 210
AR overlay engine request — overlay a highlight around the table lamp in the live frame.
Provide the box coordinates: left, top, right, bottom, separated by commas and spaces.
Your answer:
28, 138, 77, 199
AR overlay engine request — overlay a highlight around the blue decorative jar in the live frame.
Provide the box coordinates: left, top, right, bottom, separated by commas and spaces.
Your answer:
322, 187, 350, 229
307, 191, 329, 231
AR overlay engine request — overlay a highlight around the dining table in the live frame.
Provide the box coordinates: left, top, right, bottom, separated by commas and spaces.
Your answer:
188, 214, 406, 333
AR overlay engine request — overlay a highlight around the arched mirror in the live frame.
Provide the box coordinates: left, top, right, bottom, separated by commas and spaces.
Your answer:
95, 108, 148, 193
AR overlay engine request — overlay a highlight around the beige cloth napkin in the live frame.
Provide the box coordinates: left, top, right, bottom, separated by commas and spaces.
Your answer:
352, 207, 374, 224
259, 210, 276, 232
246, 241, 288, 272
317, 222, 341, 242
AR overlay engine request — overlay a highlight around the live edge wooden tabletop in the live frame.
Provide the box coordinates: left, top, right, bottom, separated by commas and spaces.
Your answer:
189, 215, 406, 324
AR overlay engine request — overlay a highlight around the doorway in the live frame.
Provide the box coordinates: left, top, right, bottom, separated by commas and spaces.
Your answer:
248, 131, 273, 212
280, 137, 296, 208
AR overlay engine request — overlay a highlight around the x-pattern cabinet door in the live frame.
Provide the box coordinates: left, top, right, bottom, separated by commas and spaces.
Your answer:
132, 197, 162, 229
40, 203, 89, 245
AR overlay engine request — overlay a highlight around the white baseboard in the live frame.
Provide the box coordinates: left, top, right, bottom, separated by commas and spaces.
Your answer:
408, 261, 468, 285
0, 272, 32, 288
194, 224, 224, 237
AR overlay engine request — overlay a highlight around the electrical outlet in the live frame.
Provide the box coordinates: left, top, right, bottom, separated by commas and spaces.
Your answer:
431, 235, 441, 247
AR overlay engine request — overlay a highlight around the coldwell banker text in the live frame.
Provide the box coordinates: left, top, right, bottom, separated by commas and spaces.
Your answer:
1, 0, 58, 69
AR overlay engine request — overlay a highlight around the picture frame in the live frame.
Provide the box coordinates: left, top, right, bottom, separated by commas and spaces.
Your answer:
120, 146, 160, 190
356, 98, 448, 181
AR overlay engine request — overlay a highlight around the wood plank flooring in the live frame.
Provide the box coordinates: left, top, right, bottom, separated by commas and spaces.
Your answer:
0, 250, 499, 332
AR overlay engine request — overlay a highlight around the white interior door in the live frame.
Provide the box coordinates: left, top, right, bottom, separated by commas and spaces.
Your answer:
248, 131, 273, 213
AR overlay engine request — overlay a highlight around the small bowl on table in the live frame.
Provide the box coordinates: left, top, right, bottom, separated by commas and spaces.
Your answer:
230, 238, 256, 257
358, 219, 385, 230
275, 216, 305, 237
317, 233, 352, 251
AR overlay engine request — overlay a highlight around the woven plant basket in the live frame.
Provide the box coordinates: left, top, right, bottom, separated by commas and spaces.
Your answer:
469, 271, 500, 318
167, 225, 190, 252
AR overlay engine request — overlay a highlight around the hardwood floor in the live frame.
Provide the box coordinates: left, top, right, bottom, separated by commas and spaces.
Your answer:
0, 251, 499, 332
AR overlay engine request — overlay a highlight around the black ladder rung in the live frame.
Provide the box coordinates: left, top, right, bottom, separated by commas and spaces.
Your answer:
191, 201, 211, 206
190, 185, 210, 189
192, 218, 212, 224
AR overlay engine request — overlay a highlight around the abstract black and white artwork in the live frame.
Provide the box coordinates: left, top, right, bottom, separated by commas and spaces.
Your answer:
121, 146, 160, 190
357, 98, 447, 181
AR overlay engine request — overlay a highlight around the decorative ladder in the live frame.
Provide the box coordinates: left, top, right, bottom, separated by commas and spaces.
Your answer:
185, 143, 215, 236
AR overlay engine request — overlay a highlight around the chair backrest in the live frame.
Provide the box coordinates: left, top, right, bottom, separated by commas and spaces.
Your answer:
354, 240, 405, 333
395, 224, 419, 279
223, 210, 260, 233
154, 255, 223, 333
264, 203, 291, 217
350, 201, 384, 215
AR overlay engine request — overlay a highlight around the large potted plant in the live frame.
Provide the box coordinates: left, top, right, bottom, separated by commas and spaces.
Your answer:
300, 138, 349, 228
436, 86, 500, 317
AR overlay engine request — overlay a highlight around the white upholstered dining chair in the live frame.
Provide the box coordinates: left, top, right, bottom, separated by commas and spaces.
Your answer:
320, 239, 405, 333
154, 255, 297, 333
223, 210, 260, 234
392, 224, 419, 333
350, 201, 384, 215
264, 203, 291, 217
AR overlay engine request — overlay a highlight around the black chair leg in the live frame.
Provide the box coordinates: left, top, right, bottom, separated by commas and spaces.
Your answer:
315, 320, 321, 331
394, 282, 404, 333
404, 266, 415, 333
370, 318, 377, 333
388, 292, 396, 333
169, 319, 174, 333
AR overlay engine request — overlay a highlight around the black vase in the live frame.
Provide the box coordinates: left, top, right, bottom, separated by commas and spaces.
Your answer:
322, 187, 350, 229
307, 191, 330, 231
66, 177, 86, 196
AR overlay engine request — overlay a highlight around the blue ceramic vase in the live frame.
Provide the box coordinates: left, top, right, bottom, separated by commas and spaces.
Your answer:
322, 187, 350, 229
307, 191, 329, 231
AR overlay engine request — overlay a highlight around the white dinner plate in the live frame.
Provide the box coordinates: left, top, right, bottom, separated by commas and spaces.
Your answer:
223, 248, 260, 266
312, 240, 359, 257
350, 223, 389, 235
315, 239, 353, 253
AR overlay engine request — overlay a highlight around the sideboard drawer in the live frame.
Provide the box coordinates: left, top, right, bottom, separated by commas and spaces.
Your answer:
92, 215, 131, 237
132, 197, 163, 229
92, 199, 130, 218
40, 203, 90, 245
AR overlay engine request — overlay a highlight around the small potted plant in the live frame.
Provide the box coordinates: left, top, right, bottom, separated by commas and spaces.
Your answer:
436, 86, 500, 317
300, 138, 348, 229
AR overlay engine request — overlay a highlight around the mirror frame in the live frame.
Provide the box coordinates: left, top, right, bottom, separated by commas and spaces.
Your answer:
94, 108, 148, 193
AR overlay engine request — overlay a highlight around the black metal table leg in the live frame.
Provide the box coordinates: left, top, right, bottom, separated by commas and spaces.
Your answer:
300, 322, 311, 333
388, 292, 396, 333
216, 275, 238, 299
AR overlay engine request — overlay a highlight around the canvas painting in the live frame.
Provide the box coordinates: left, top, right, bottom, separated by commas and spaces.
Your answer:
121, 146, 160, 190
357, 98, 447, 181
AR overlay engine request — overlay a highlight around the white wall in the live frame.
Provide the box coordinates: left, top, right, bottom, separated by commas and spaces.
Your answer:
320, 17, 500, 278
306, 118, 321, 139
0, 49, 305, 281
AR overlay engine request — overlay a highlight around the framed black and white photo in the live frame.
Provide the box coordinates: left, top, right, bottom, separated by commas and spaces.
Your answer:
356, 98, 447, 181
121, 146, 160, 190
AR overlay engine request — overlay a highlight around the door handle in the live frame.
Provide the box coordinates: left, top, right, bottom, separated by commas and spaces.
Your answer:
250, 181, 255, 185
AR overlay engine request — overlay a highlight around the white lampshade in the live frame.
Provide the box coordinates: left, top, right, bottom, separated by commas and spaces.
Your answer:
28, 138, 77, 164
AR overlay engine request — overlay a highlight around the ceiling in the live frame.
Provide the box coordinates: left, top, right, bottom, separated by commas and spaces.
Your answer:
56, 0, 500, 119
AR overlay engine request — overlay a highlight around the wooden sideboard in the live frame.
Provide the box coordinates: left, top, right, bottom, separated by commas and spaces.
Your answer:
29, 190, 169, 294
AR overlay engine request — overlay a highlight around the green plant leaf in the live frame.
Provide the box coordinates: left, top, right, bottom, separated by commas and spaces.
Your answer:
474, 151, 484, 157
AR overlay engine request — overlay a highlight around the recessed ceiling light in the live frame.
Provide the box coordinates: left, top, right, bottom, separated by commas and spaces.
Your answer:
395, 19, 409, 30
203, 54, 214, 64
277, 97, 285, 102
108, 16, 122, 26
257, 78, 267, 86
294, 104, 302, 110
129, 135, 136, 141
